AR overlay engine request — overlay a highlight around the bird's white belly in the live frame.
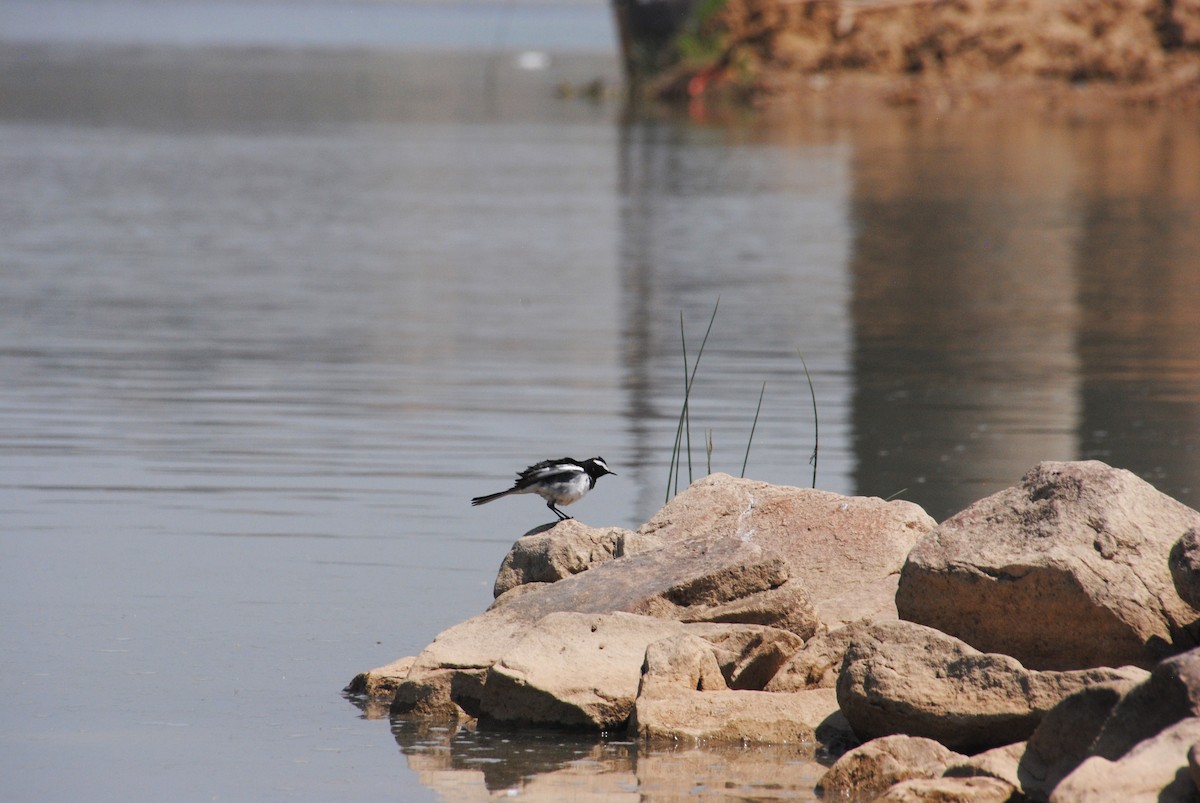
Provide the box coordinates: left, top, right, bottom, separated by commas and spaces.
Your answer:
534, 473, 590, 506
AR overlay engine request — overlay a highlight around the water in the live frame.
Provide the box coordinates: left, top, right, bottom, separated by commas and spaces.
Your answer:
2, 1, 1200, 800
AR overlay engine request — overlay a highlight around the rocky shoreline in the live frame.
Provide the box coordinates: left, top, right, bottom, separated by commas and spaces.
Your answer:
348, 461, 1200, 801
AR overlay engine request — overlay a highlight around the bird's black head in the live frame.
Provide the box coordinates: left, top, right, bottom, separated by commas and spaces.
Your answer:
583, 457, 615, 478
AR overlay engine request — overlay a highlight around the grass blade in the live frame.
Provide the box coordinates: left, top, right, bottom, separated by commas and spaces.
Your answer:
797, 349, 818, 488
740, 382, 766, 478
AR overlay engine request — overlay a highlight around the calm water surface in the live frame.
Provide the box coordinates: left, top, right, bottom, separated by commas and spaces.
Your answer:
3, 2, 1200, 799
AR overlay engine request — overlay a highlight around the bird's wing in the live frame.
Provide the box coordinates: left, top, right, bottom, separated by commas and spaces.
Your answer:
517, 460, 580, 485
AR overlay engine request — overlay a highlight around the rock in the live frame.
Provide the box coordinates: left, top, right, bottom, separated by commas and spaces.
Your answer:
765, 620, 873, 691
816, 735, 966, 801
344, 655, 414, 700
636, 634, 728, 698
393, 532, 820, 719
492, 521, 643, 598
631, 686, 843, 745
943, 742, 1026, 793
1017, 674, 1150, 799
898, 460, 1200, 670
477, 612, 692, 729
682, 622, 805, 690
501, 532, 820, 639
836, 620, 1148, 753
391, 610, 529, 718
639, 474, 936, 628
1189, 742, 1200, 795
1090, 646, 1200, 761
1051, 718, 1200, 803
876, 776, 1018, 802
1019, 648, 1200, 799
1171, 528, 1200, 611
630, 628, 845, 745
474, 612, 805, 730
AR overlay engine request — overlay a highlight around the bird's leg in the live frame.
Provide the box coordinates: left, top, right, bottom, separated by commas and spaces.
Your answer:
548, 501, 572, 521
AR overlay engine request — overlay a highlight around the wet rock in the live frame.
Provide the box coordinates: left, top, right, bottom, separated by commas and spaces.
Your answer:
817, 735, 965, 801
344, 655, 414, 700
898, 460, 1200, 670
1051, 718, 1200, 803
639, 474, 936, 629
492, 521, 651, 598
876, 776, 1017, 802
836, 620, 1148, 753
1170, 528, 1200, 611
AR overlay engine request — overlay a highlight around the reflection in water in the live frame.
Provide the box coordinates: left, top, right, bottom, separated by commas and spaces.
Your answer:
849, 111, 1084, 520
848, 109, 1200, 521
391, 716, 825, 800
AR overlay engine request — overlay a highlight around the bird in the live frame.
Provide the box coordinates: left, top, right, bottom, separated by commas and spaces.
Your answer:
471, 457, 615, 521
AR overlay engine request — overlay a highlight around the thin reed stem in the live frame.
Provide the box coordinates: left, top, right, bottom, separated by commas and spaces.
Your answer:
740, 382, 766, 478
797, 349, 818, 488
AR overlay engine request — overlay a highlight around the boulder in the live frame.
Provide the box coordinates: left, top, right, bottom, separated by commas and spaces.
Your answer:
898, 460, 1200, 670
876, 776, 1017, 802
474, 612, 809, 730
631, 686, 843, 745
817, 735, 965, 801
1090, 646, 1200, 761
1017, 648, 1200, 799
836, 620, 1148, 753
944, 742, 1027, 791
681, 622, 806, 690
477, 611, 691, 729
1189, 742, 1200, 796
1171, 528, 1200, 612
630, 630, 846, 745
1051, 718, 1200, 803
639, 474, 936, 628
1017, 674, 1150, 799
765, 620, 874, 691
392, 532, 821, 718
492, 521, 648, 597
344, 655, 414, 700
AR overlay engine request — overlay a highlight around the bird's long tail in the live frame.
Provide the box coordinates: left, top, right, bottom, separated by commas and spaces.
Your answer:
471, 489, 512, 506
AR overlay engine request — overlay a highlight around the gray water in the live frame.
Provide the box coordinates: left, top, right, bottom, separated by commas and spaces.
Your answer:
3, 1, 1199, 800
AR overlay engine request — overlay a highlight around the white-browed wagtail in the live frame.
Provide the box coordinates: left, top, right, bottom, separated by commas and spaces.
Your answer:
471, 457, 615, 520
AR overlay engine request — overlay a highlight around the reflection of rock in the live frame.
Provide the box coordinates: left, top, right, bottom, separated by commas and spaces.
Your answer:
899, 461, 1200, 670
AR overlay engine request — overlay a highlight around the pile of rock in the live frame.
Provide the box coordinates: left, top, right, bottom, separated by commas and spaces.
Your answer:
347, 461, 1200, 801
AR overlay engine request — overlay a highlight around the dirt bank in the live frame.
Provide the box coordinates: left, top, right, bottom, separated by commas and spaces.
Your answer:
648, 0, 1200, 109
